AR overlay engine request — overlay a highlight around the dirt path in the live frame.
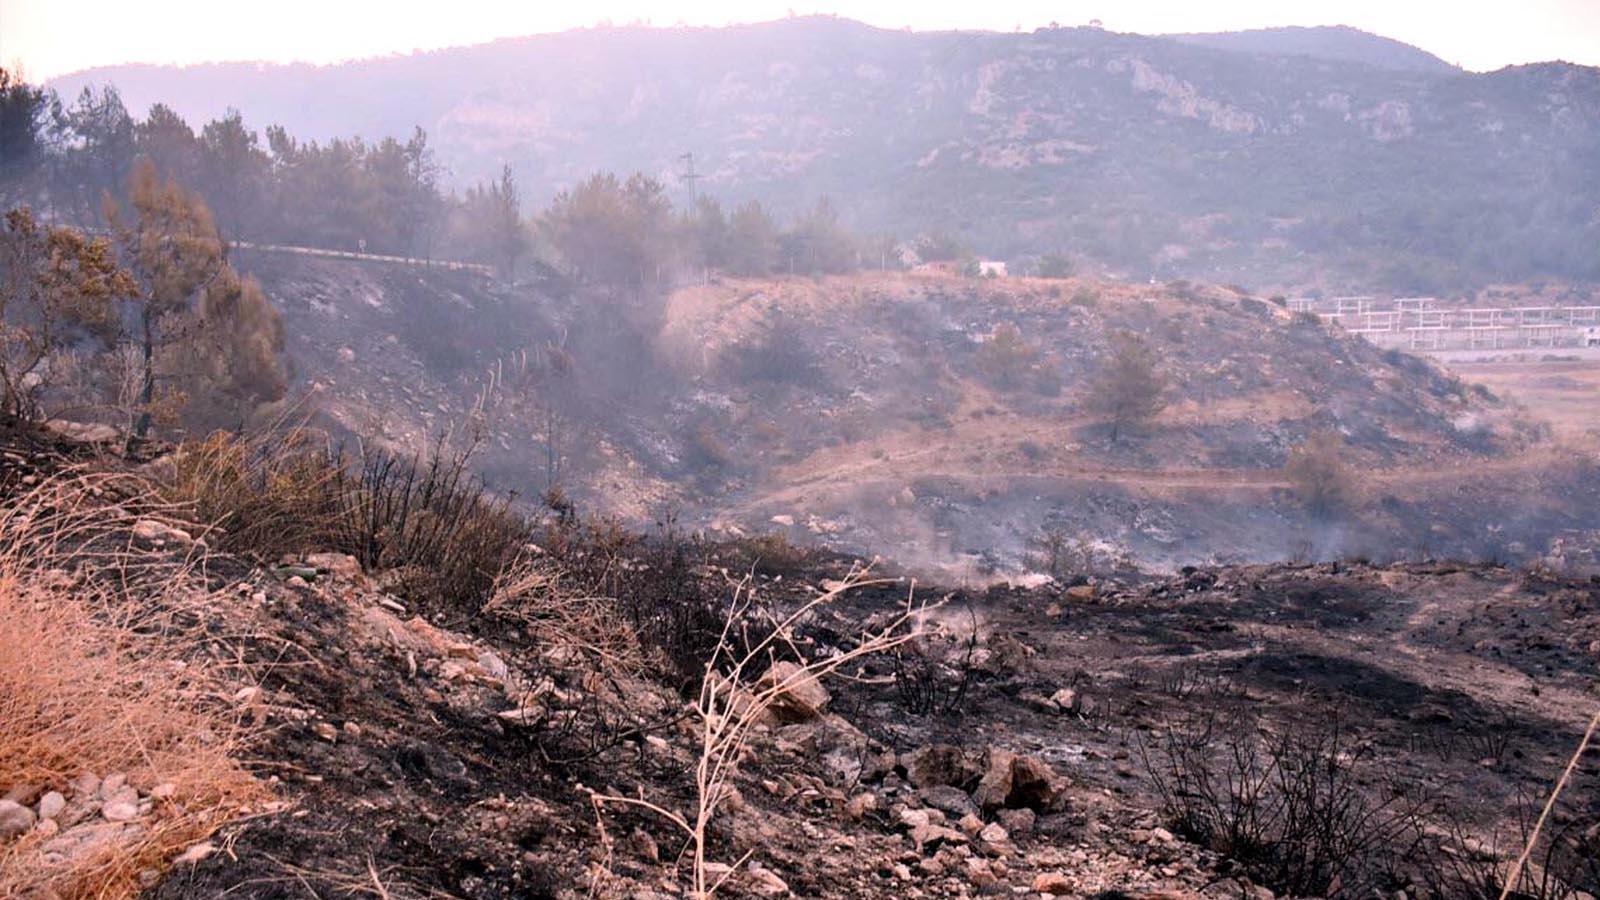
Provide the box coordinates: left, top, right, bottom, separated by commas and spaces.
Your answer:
737, 447, 1574, 516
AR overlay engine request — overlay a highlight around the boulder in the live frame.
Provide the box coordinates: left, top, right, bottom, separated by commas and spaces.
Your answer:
918, 785, 979, 819
972, 748, 1064, 812
758, 661, 830, 722
901, 743, 977, 789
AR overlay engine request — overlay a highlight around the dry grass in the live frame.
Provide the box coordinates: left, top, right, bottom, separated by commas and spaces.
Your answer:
483, 557, 653, 675
0, 474, 267, 900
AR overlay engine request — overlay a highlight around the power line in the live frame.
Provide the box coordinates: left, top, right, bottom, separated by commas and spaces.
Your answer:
678, 152, 699, 207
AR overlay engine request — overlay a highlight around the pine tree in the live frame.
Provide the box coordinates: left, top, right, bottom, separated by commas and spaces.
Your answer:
107, 160, 286, 438
1085, 331, 1167, 442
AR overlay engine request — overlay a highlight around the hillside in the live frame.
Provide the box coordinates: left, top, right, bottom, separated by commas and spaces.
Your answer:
52, 18, 1600, 290
233, 254, 1600, 576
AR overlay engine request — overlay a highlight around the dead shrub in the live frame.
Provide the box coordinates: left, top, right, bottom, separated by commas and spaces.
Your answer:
334, 440, 532, 610
0, 476, 266, 900
725, 531, 817, 578
162, 428, 534, 611
484, 557, 651, 676
588, 567, 926, 898
1141, 708, 1424, 897
892, 603, 978, 717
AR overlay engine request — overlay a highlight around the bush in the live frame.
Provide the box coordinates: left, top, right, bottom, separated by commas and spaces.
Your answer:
1285, 431, 1359, 519
976, 322, 1042, 391
1085, 331, 1168, 442
724, 313, 822, 387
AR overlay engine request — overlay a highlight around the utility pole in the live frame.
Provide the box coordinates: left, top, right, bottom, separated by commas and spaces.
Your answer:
678, 152, 699, 208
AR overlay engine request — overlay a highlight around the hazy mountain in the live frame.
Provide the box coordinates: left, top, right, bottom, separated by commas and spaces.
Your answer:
1170, 25, 1458, 74
50, 17, 1600, 290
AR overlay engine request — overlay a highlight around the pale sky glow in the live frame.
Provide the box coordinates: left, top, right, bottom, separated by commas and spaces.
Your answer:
3, 0, 1598, 81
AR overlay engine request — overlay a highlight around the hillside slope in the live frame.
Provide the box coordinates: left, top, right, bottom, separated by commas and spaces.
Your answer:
53, 18, 1600, 290
233, 255, 1600, 575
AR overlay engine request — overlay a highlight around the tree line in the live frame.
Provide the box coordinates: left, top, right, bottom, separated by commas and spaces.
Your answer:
0, 70, 927, 285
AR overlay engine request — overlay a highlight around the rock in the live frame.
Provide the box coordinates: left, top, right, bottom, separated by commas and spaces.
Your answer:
1020, 691, 1059, 713
44, 419, 120, 444
845, 792, 879, 821
778, 714, 873, 785
70, 773, 101, 798
972, 749, 1064, 812
1065, 584, 1097, 601
37, 791, 66, 820
173, 842, 217, 865
964, 857, 999, 887
758, 661, 830, 721
304, 552, 362, 579
314, 722, 339, 742
497, 706, 545, 727
746, 864, 790, 896
132, 519, 192, 544
33, 818, 58, 838
898, 808, 932, 831
99, 773, 127, 798
0, 800, 36, 840
972, 748, 1016, 810
978, 822, 1008, 844
1033, 871, 1075, 895
628, 828, 659, 863
996, 807, 1035, 835
477, 651, 509, 682
910, 822, 967, 851
1049, 687, 1077, 710
918, 785, 979, 819
902, 743, 975, 789
101, 797, 140, 822
957, 813, 985, 837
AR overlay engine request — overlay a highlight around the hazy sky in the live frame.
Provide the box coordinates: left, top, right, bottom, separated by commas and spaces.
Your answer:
4, 0, 1598, 80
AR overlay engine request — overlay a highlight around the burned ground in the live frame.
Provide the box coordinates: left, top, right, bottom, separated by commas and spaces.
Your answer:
2, 425, 1596, 900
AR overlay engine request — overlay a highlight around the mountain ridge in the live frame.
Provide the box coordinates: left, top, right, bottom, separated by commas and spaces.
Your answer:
46, 17, 1600, 290
1169, 24, 1459, 74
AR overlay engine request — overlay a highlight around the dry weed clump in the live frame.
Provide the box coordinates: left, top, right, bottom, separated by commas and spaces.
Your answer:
588, 567, 928, 898
0, 476, 267, 900
484, 557, 653, 675
164, 426, 344, 561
